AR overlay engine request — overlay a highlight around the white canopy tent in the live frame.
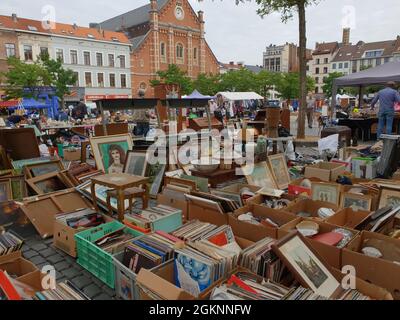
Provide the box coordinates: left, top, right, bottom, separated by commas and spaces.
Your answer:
217, 92, 264, 101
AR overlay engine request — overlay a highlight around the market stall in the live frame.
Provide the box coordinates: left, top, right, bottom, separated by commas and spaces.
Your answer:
332, 61, 400, 141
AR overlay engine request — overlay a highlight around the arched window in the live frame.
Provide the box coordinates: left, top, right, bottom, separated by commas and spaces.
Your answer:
176, 43, 184, 62
160, 42, 166, 57
193, 47, 197, 60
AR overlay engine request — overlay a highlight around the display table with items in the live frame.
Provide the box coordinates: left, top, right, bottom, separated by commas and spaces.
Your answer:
90, 173, 149, 221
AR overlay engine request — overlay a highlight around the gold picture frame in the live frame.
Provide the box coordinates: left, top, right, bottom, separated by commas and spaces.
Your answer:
90, 134, 133, 174
267, 154, 291, 190
341, 192, 372, 211
242, 162, 278, 189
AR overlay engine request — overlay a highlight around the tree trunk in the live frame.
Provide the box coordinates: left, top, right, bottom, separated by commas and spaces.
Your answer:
297, 2, 307, 139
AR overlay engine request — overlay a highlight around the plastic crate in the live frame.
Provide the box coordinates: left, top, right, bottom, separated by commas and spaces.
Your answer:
74, 221, 138, 288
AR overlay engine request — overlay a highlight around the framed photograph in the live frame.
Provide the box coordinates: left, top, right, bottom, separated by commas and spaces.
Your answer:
0, 180, 12, 202
11, 157, 52, 171
242, 162, 277, 189
341, 193, 372, 211
147, 162, 167, 198
123, 151, 148, 176
9, 175, 27, 200
311, 182, 341, 205
90, 134, 133, 174
27, 172, 71, 195
267, 154, 291, 190
378, 187, 400, 209
24, 160, 64, 179
272, 233, 340, 298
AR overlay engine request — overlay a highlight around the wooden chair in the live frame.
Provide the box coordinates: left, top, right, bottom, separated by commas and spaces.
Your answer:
106, 187, 146, 215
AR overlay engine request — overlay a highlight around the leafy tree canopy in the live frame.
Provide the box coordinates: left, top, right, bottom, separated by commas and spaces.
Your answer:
150, 64, 193, 95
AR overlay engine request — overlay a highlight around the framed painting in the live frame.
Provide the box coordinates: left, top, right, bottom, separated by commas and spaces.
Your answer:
123, 151, 148, 177
147, 162, 167, 198
311, 182, 341, 206
242, 162, 277, 189
267, 154, 291, 190
341, 193, 372, 211
90, 134, 133, 174
272, 233, 340, 298
24, 160, 64, 179
27, 172, 71, 195
378, 187, 400, 209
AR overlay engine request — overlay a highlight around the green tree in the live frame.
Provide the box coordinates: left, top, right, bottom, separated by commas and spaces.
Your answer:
150, 64, 193, 95
39, 53, 77, 110
275, 72, 315, 101
219, 68, 257, 92
238, 0, 321, 138
192, 73, 221, 96
254, 70, 279, 98
0, 57, 51, 99
322, 72, 344, 98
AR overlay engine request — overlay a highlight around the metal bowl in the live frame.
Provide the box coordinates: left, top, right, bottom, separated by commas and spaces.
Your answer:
191, 159, 220, 173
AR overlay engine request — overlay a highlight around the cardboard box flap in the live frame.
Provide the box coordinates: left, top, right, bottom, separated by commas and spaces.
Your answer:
136, 269, 194, 300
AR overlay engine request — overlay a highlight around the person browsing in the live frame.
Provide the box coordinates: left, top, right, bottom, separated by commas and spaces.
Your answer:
370, 81, 400, 138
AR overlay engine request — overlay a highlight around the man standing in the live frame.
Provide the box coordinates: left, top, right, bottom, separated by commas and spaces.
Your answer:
306, 94, 316, 129
72, 99, 88, 120
371, 82, 400, 138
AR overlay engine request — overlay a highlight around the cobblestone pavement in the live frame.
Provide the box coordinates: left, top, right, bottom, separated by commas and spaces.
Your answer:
22, 236, 117, 300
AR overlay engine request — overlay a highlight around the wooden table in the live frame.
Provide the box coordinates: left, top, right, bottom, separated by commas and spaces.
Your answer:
90, 173, 149, 221
191, 168, 239, 188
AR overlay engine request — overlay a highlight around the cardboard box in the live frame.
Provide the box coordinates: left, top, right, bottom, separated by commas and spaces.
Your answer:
288, 178, 322, 197
157, 194, 188, 223
352, 157, 378, 179
63, 148, 81, 161
342, 231, 400, 299
330, 268, 393, 300
246, 193, 298, 208
229, 204, 299, 242
278, 218, 358, 269
21, 189, 94, 239
304, 162, 346, 182
53, 213, 115, 258
286, 198, 339, 220
340, 184, 380, 211
136, 260, 224, 300
187, 197, 229, 227
326, 208, 371, 229
0, 251, 43, 294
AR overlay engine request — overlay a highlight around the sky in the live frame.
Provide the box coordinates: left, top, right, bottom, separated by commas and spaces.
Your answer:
1, 0, 400, 65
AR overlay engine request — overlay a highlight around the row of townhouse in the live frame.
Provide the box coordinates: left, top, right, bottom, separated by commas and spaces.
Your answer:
0, 0, 221, 104
0, 14, 132, 104
308, 28, 400, 95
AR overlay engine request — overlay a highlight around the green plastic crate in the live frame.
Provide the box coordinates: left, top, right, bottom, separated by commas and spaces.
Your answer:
74, 221, 138, 288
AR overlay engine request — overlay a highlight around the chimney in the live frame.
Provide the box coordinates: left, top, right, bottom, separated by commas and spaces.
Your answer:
229, 61, 234, 65
150, 0, 158, 11
11, 13, 17, 22
198, 11, 204, 23
72, 23, 78, 30
343, 28, 350, 46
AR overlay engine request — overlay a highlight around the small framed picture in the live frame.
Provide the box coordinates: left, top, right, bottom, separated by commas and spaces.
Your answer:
242, 162, 277, 189
0, 180, 12, 202
27, 172, 71, 195
311, 182, 341, 205
267, 154, 291, 190
341, 193, 372, 211
24, 160, 64, 179
123, 151, 148, 176
378, 187, 400, 209
272, 232, 341, 298
90, 134, 133, 174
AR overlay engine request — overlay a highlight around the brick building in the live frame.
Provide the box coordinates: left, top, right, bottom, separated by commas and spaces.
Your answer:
99, 0, 219, 97
0, 23, 19, 88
